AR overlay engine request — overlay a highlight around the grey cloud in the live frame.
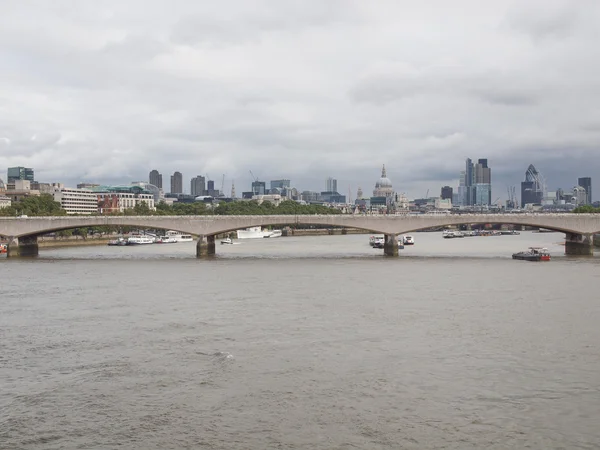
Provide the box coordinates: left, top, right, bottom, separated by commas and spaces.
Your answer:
1, 0, 600, 201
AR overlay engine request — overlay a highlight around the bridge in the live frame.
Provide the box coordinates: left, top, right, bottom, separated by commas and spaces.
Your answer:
1, 213, 599, 257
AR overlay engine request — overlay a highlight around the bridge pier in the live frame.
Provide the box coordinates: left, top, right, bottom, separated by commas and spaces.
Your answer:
196, 235, 216, 258
565, 233, 594, 256
7, 235, 39, 257
383, 234, 398, 257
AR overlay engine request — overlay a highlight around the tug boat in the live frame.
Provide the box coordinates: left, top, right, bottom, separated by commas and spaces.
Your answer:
512, 247, 551, 262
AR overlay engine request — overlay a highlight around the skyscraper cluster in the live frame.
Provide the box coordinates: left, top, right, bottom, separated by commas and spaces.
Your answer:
457, 158, 492, 206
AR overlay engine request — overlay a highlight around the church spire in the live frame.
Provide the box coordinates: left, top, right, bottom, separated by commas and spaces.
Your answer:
381, 164, 387, 178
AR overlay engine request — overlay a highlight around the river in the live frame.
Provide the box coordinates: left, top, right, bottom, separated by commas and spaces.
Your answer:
1, 231, 599, 449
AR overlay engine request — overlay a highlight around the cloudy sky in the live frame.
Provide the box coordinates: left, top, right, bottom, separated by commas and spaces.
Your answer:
1, 0, 599, 200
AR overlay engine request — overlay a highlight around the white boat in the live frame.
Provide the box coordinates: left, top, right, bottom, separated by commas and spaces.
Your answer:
237, 227, 273, 239
370, 236, 385, 248
107, 237, 127, 246
265, 229, 282, 238
164, 230, 194, 242
127, 235, 155, 245
156, 236, 178, 244
221, 237, 233, 245
403, 235, 415, 245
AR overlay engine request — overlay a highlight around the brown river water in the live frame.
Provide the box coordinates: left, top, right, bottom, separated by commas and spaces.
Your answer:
1, 231, 599, 449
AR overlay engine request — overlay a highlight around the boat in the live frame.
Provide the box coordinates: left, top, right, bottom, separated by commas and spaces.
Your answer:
371, 236, 404, 249
126, 235, 155, 245
155, 236, 178, 244
237, 226, 273, 239
0, 243, 7, 254
442, 230, 463, 238
512, 247, 551, 261
265, 229, 282, 238
500, 230, 520, 235
371, 236, 385, 248
403, 235, 415, 245
107, 237, 127, 246
164, 230, 194, 242
221, 237, 233, 245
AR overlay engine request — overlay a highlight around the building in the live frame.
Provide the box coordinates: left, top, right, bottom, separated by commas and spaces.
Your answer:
3, 179, 41, 203
52, 187, 98, 215
578, 177, 592, 205
77, 183, 100, 189
92, 185, 155, 214
441, 186, 453, 200
521, 164, 544, 207
270, 179, 290, 190
131, 181, 163, 203
0, 195, 11, 209
320, 192, 346, 203
474, 183, 491, 206
170, 171, 183, 194
300, 190, 320, 202
191, 176, 206, 197
464, 158, 474, 206
7, 166, 34, 183
573, 186, 587, 206
252, 194, 282, 206
474, 159, 491, 205
326, 177, 337, 193
251, 180, 266, 196
207, 180, 217, 196
149, 170, 163, 189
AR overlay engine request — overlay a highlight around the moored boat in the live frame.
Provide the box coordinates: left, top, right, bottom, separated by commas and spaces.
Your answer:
403, 235, 415, 245
221, 237, 233, 245
107, 237, 127, 246
237, 226, 272, 239
0, 243, 7, 254
512, 247, 551, 261
155, 236, 177, 244
164, 230, 193, 242
126, 235, 155, 245
265, 229, 282, 238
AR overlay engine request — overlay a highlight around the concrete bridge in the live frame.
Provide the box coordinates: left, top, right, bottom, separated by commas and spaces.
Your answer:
1, 213, 599, 257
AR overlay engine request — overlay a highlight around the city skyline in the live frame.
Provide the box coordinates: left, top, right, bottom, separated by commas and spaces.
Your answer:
1, 1, 600, 200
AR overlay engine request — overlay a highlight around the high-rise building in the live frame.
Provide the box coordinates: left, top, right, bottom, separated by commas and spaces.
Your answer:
149, 170, 163, 189
270, 179, 291, 190
521, 164, 544, 206
170, 171, 183, 194
578, 177, 592, 204
251, 180, 266, 195
326, 177, 337, 193
474, 159, 492, 205
191, 176, 206, 197
464, 159, 474, 205
7, 166, 34, 182
207, 180, 217, 196
441, 186, 453, 200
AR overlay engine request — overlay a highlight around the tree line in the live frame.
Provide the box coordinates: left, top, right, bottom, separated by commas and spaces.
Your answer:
572, 205, 600, 213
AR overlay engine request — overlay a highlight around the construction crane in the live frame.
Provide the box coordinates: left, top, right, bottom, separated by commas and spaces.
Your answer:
425, 189, 429, 199
249, 170, 258, 182
221, 174, 225, 196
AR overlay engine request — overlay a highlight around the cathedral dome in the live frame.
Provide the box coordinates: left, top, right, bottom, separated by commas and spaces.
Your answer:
375, 165, 392, 189
373, 164, 394, 198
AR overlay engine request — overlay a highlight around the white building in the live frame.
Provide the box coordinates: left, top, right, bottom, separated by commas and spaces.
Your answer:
96, 191, 155, 213
0, 195, 11, 209
53, 187, 98, 215
434, 198, 452, 210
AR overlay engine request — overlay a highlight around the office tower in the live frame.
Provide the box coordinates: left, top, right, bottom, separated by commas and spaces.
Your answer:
326, 177, 337, 193
464, 159, 474, 205
191, 176, 206, 197
149, 170, 163, 189
578, 177, 592, 204
207, 180, 216, 196
251, 180, 266, 195
170, 171, 183, 194
474, 158, 492, 205
521, 164, 544, 206
7, 166, 34, 182
270, 179, 291, 190
441, 186, 453, 200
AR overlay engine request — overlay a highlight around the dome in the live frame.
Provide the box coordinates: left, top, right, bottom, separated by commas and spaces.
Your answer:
375, 165, 392, 189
